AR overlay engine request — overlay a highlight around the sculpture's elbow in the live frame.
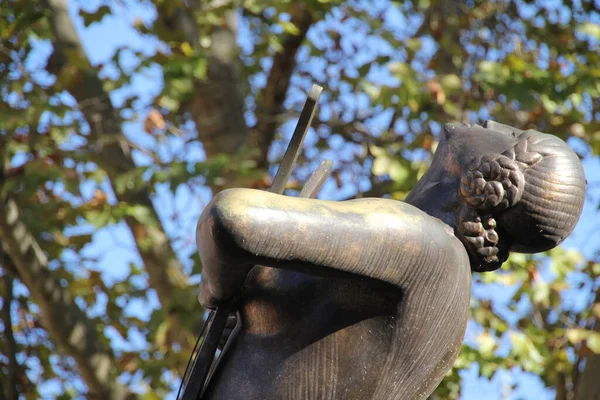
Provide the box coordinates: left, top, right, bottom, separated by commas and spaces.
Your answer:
196, 189, 256, 306
196, 189, 254, 266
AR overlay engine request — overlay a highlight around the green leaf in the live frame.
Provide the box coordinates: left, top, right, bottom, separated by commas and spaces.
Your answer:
78, 5, 112, 27
387, 62, 410, 77
510, 331, 544, 372
440, 74, 462, 91
362, 81, 381, 99
532, 281, 550, 307
84, 206, 113, 228
124, 204, 156, 227
193, 58, 208, 79
389, 158, 410, 183
541, 94, 557, 113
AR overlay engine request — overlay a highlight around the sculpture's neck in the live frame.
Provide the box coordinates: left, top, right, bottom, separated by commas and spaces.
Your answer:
405, 178, 459, 230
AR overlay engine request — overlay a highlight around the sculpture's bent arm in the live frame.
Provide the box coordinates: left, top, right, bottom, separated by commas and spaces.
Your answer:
197, 188, 469, 307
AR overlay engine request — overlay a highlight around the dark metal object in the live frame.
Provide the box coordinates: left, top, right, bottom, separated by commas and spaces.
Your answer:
299, 160, 333, 199
195, 118, 585, 399
178, 311, 215, 400
180, 85, 324, 400
270, 85, 323, 194
180, 305, 230, 400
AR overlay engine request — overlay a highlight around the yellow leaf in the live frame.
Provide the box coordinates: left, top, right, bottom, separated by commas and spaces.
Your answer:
372, 156, 392, 176
492, 272, 519, 286
588, 332, 600, 354
408, 99, 419, 112
155, 320, 171, 347
578, 22, 600, 39
507, 54, 527, 72
280, 21, 300, 36
369, 145, 386, 157
566, 328, 590, 344
362, 82, 381, 99
532, 281, 550, 306
476, 332, 496, 357
181, 41, 194, 57
406, 38, 421, 51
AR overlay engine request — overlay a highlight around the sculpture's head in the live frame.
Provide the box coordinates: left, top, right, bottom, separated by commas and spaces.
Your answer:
412, 120, 586, 273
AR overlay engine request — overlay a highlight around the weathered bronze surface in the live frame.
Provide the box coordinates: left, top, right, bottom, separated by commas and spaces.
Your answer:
195, 120, 585, 399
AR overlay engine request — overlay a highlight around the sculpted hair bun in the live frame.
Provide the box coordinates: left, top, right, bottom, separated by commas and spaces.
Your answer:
458, 129, 585, 271
496, 132, 586, 253
460, 153, 525, 212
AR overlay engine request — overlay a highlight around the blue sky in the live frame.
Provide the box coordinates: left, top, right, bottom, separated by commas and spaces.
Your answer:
24, 0, 600, 398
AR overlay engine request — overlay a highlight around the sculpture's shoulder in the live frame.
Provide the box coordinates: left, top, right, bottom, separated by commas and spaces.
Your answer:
344, 197, 457, 235
344, 197, 469, 264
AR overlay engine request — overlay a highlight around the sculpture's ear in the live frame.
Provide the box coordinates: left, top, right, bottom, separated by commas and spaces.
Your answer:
459, 153, 525, 212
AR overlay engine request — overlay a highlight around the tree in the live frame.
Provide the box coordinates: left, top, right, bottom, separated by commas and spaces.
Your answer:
0, 0, 599, 398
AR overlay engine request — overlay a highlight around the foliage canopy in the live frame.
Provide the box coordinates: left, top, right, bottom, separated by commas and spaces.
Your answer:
0, 0, 599, 399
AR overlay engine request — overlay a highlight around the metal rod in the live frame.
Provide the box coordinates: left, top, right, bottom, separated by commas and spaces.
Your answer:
180, 310, 216, 400
270, 85, 323, 195
299, 160, 333, 199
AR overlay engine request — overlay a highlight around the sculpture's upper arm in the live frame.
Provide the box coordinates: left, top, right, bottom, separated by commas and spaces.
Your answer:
198, 188, 468, 292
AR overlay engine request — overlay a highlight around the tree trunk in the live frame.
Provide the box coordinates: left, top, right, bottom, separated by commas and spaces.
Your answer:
0, 274, 19, 400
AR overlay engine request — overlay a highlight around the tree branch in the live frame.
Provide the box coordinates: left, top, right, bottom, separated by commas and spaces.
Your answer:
0, 197, 132, 399
154, 2, 314, 179
575, 287, 600, 400
555, 371, 567, 400
170, 2, 250, 157
250, 4, 314, 167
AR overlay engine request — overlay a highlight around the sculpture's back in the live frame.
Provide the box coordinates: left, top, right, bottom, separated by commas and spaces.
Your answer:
193, 120, 585, 399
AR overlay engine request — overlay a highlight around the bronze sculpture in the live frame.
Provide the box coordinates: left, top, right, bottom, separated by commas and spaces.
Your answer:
192, 116, 585, 399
